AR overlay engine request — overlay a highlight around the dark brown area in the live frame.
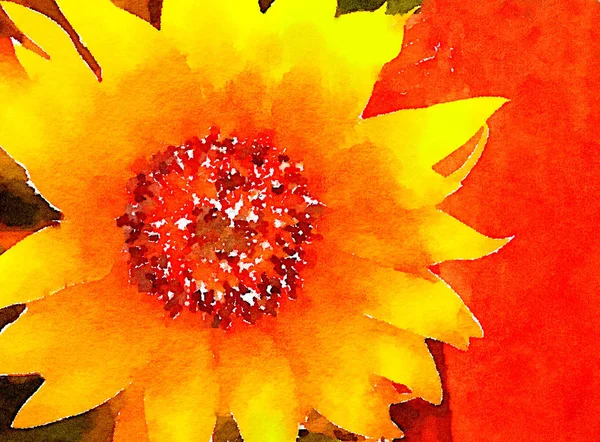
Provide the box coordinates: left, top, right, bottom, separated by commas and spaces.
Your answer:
147, 0, 162, 28
337, 0, 422, 15
0, 148, 61, 248
0, 190, 48, 228
336, 0, 386, 16
258, 0, 275, 13
0, 304, 25, 333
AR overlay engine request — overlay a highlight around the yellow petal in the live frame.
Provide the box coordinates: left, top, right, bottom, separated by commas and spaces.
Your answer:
443, 124, 490, 195
3, 0, 161, 82
0, 72, 160, 222
357, 97, 508, 207
0, 5, 200, 223
161, 0, 263, 88
0, 223, 117, 309
360, 267, 482, 348
373, 330, 443, 403
270, 66, 363, 164
321, 5, 405, 76
220, 329, 300, 442
267, 0, 404, 70
420, 209, 511, 263
361, 97, 508, 168
111, 387, 150, 442
233, 376, 299, 442
144, 383, 216, 442
266, 0, 337, 20
142, 326, 218, 442
267, 1, 405, 113
317, 380, 402, 439
279, 311, 410, 439
322, 189, 507, 272
310, 322, 439, 437
297, 242, 481, 349
0, 3, 49, 60
10, 383, 114, 429
162, 0, 402, 115
326, 204, 508, 269
0, 269, 163, 428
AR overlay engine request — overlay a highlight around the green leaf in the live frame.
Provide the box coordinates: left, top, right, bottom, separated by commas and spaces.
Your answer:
336, 0, 386, 15
387, 0, 422, 14
336, 0, 422, 15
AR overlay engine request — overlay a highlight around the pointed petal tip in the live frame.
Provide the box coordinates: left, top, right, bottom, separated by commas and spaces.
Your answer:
474, 234, 513, 259
376, 423, 405, 440
10, 375, 125, 429
409, 381, 442, 407
18, 36, 50, 60
11, 41, 47, 76
419, 296, 483, 350
471, 95, 510, 115
9, 380, 47, 429
413, 367, 443, 405
11, 411, 39, 430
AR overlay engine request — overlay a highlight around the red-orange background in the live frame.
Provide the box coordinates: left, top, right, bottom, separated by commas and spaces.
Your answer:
366, 0, 600, 440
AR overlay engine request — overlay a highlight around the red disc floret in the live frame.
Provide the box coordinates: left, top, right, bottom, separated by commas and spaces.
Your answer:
117, 129, 323, 328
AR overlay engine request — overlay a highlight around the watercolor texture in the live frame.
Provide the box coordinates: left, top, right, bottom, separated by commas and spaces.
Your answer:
0, 0, 596, 441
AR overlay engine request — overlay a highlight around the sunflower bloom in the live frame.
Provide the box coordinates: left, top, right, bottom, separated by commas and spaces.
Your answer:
0, 0, 507, 440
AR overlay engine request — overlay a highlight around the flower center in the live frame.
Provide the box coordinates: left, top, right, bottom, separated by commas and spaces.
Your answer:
117, 129, 322, 328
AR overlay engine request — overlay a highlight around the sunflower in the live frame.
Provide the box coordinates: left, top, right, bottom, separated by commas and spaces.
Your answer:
0, 0, 507, 440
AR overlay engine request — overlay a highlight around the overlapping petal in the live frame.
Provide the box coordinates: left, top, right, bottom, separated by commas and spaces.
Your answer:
356, 97, 508, 207
0, 223, 118, 309
110, 387, 150, 442
0, 265, 164, 427
363, 269, 483, 349
219, 329, 301, 442
142, 333, 218, 442
278, 307, 434, 438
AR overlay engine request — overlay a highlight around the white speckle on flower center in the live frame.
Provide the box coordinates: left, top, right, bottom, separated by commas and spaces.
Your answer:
117, 129, 324, 328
